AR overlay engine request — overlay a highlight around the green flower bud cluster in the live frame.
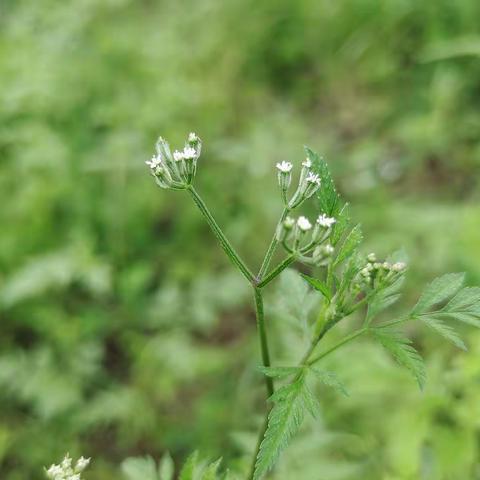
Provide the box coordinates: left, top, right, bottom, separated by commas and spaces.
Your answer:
358, 253, 407, 289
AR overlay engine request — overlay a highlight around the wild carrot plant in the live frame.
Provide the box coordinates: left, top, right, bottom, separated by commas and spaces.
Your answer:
46, 133, 480, 479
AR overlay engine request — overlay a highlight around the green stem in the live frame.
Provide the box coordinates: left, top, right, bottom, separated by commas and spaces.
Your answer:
253, 287, 274, 397
188, 186, 256, 284
257, 255, 296, 288
307, 327, 368, 366
257, 207, 290, 280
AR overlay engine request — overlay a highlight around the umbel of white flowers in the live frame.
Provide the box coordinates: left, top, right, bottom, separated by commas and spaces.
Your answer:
276, 213, 336, 266
276, 157, 321, 209
146, 132, 202, 189
45, 454, 90, 480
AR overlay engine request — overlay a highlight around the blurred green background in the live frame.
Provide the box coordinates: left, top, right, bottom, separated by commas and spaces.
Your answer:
1, 0, 480, 478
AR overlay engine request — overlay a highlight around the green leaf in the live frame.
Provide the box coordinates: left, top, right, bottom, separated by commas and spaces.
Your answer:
159, 452, 175, 480
330, 202, 351, 246
301, 274, 331, 300
443, 287, 480, 312
420, 316, 467, 350
372, 328, 426, 389
179, 452, 199, 480
305, 147, 341, 216
258, 366, 302, 379
254, 374, 315, 479
366, 277, 404, 325
310, 368, 349, 396
121, 456, 159, 480
333, 224, 363, 267
412, 273, 465, 314
201, 459, 222, 480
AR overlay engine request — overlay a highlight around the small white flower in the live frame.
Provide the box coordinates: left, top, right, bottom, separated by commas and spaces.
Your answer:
75, 457, 91, 472
302, 158, 311, 168
317, 214, 336, 228
46, 465, 63, 478
173, 150, 184, 161
188, 132, 199, 143
145, 155, 162, 169
276, 161, 293, 173
392, 262, 406, 272
297, 216, 312, 231
306, 172, 321, 185
183, 146, 196, 160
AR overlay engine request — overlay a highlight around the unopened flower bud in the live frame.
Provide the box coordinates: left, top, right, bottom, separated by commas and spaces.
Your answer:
312, 244, 334, 266
276, 161, 293, 198
367, 253, 376, 263
392, 262, 406, 272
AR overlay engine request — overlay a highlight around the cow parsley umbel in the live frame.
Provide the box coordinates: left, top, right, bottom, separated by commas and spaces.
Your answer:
141, 135, 480, 480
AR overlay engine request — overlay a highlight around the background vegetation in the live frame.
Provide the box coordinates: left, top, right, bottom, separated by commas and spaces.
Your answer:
1, 0, 480, 478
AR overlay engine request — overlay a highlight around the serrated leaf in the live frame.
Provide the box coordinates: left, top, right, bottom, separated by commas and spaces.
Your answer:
334, 224, 363, 267
366, 277, 404, 325
420, 316, 467, 350
179, 451, 199, 480
435, 312, 480, 328
301, 274, 331, 300
412, 273, 465, 314
305, 147, 341, 217
201, 459, 222, 480
310, 368, 349, 396
121, 456, 159, 480
372, 328, 426, 389
442, 287, 480, 313
337, 253, 363, 299
330, 203, 351, 246
258, 366, 302, 379
254, 374, 314, 479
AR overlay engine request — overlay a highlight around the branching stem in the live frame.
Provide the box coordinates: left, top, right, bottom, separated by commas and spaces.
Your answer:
187, 186, 256, 283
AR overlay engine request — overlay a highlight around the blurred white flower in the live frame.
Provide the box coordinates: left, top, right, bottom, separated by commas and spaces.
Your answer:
297, 216, 312, 231
276, 161, 293, 173
317, 214, 336, 228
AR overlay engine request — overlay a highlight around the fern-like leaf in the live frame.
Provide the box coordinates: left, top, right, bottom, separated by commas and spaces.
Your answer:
420, 315, 467, 350
301, 274, 331, 300
333, 224, 363, 267
179, 451, 199, 480
310, 368, 349, 396
412, 273, 465, 314
366, 277, 404, 325
254, 373, 315, 479
372, 328, 426, 389
201, 458, 222, 480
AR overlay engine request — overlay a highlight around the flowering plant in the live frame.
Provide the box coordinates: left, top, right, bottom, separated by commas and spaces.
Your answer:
141, 133, 480, 479
46, 134, 480, 479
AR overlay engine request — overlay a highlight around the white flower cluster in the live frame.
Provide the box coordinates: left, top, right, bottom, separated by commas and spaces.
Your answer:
359, 253, 407, 287
146, 132, 202, 189
275, 156, 321, 208
277, 213, 336, 266
45, 454, 90, 480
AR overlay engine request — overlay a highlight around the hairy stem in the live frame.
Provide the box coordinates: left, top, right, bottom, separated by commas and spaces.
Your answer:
187, 186, 255, 283
253, 287, 274, 397
257, 207, 290, 280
